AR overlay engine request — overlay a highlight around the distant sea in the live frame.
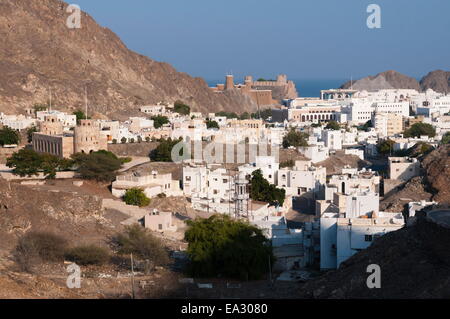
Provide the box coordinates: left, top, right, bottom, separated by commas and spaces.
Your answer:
206, 79, 347, 98
292, 79, 348, 98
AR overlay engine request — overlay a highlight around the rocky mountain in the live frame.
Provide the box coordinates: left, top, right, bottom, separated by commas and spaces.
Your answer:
341, 69, 450, 93
341, 70, 421, 91
422, 144, 450, 204
0, 0, 257, 119
420, 70, 450, 94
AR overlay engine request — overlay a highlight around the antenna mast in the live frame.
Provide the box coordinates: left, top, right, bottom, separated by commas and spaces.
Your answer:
49, 87, 52, 111
84, 85, 88, 119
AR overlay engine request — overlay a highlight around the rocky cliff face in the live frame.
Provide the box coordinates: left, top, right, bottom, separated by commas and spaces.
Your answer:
0, 0, 257, 119
420, 70, 450, 94
341, 70, 421, 91
0, 179, 107, 251
341, 69, 450, 93
422, 144, 450, 204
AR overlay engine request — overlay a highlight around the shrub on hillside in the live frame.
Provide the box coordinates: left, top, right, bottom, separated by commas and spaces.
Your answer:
14, 232, 68, 272
123, 188, 151, 207
114, 224, 169, 267
65, 245, 110, 266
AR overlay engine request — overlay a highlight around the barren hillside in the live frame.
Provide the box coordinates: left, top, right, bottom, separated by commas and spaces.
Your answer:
0, 0, 257, 119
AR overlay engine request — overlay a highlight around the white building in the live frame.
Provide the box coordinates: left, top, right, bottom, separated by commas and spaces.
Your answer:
239, 156, 279, 185
388, 157, 421, 181
321, 129, 342, 151
144, 209, 177, 232
140, 103, 170, 116
36, 110, 77, 129
182, 165, 235, 202
416, 95, 450, 118
298, 143, 329, 163
326, 168, 380, 200
112, 171, 182, 199
341, 98, 410, 125
372, 112, 404, 138
0, 113, 37, 130
129, 117, 154, 134
318, 190, 403, 269
277, 160, 326, 197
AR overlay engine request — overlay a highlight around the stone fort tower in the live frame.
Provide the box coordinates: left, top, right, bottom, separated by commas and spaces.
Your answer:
40, 115, 63, 136
74, 119, 107, 154
225, 75, 234, 90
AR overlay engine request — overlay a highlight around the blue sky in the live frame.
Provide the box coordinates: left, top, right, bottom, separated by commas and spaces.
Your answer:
74, 0, 449, 81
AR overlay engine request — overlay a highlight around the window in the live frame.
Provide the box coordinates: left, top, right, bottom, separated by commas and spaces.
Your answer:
365, 235, 373, 242
158, 224, 163, 230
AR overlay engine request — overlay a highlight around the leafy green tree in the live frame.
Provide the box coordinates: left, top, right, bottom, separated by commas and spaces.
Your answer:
71, 151, 122, 182
6, 149, 43, 177
280, 159, 295, 168
26, 126, 38, 143
404, 123, 436, 138
206, 119, 220, 129
121, 137, 127, 144
249, 170, 285, 206
40, 153, 73, 179
185, 215, 274, 280
32, 104, 48, 115
73, 110, 91, 123
377, 139, 395, 155
442, 132, 450, 144
123, 188, 151, 207
325, 120, 340, 130
150, 138, 184, 162
151, 115, 170, 129
215, 111, 239, 119
173, 101, 191, 115
0, 127, 20, 146
7, 149, 73, 179
282, 129, 309, 149
357, 120, 372, 132
240, 112, 250, 120
251, 109, 272, 121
